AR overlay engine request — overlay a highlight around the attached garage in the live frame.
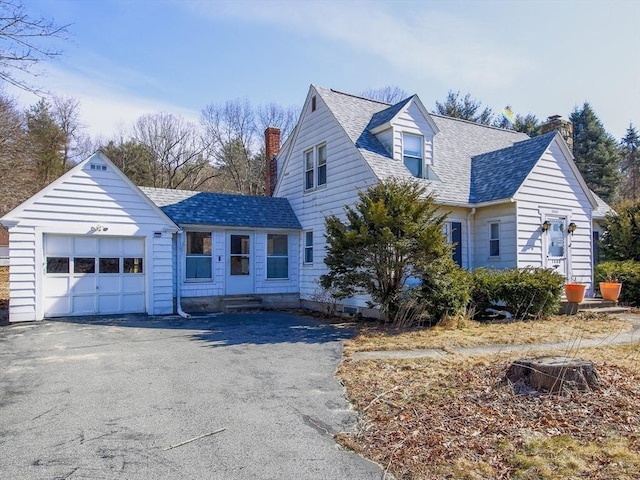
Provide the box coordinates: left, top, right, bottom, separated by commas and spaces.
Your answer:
0, 152, 178, 322
44, 235, 146, 317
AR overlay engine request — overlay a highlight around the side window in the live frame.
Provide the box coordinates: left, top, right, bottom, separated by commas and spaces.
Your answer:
449, 222, 462, 267
304, 144, 327, 190
489, 222, 500, 257
402, 133, 423, 178
186, 232, 212, 280
267, 234, 288, 279
304, 231, 313, 264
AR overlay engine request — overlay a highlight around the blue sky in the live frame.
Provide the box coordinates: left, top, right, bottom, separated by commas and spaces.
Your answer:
9, 0, 640, 141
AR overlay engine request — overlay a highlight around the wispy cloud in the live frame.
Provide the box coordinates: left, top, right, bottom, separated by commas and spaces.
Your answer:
188, 0, 533, 88
7, 59, 200, 140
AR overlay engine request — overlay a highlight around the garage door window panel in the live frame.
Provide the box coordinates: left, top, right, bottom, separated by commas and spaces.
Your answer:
124, 258, 143, 274
99, 258, 120, 273
47, 257, 69, 274
74, 257, 95, 274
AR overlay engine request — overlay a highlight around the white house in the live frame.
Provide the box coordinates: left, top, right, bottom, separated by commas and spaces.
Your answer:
0, 85, 607, 322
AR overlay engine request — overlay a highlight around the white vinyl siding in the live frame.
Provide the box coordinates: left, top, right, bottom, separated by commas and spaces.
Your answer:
473, 204, 517, 269
274, 87, 378, 302
514, 139, 594, 292
1, 154, 177, 321
391, 102, 435, 168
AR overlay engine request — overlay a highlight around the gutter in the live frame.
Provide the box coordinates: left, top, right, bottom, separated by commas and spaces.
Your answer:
175, 229, 191, 318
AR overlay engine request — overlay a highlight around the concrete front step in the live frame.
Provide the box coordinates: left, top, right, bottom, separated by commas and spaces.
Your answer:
221, 296, 263, 312
560, 297, 629, 315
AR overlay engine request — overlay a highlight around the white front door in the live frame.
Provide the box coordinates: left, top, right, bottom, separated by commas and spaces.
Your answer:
543, 216, 569, 279
43, 235, 146, 317
226, 232, 253, 295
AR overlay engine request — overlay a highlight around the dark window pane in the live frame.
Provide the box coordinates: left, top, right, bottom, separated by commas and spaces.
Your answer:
230, 256, 250, 275
74, 257, 95, 273
403, 156, 422, 177
99, 257, 120, 273
230, 235, 250, 255
187, 232, 211, 255
124, 258, 143, 274
305, 170, 314, 190
490, 240, 500, 257
267, 257, 288, 279
47, 257, 69, 274
317, 164, 326, 186
186, 257, 211, 279
267, 234, 288, 255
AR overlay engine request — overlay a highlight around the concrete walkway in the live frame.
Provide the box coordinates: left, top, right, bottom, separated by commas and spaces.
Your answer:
351, 312, 640, 361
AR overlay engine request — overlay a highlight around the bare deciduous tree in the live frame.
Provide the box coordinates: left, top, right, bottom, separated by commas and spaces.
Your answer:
52, 95, 87, 168
360, 86, 409, 104
132, 112, 215, 190
0, 0, 69, 92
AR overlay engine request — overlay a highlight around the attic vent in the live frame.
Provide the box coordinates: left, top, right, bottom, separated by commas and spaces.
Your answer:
311, 96, 316, 112
90, 164, 107, 171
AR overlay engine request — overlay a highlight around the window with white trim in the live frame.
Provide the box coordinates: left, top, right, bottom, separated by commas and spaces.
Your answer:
267, 234, 288, 279
186, 232, 212, 279
304, 144, 327, 190
304, 231, 313, 264
402, 133, 423, 178
489, 222, 500, 257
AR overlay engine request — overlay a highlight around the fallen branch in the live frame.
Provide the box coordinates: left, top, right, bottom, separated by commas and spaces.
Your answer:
163, 428, 226, 451
363, 386, 400, 413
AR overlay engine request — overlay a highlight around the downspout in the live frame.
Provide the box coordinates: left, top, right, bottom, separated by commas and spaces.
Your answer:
176, 229, 191, 318
466, 208, 476, 270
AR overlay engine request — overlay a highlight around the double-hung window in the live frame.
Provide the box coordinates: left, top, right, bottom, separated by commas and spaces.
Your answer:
489, 222, 500, 257
266, 234, 288, 279
186, 232, 212, 279
403, 133, 423, 178
304, 144, 327, 190
304, 231, 313, 264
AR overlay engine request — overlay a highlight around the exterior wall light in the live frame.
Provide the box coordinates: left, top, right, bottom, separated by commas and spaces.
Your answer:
90, 225, 109, 232
567, 222, 577, 234
541, 220, 551, 233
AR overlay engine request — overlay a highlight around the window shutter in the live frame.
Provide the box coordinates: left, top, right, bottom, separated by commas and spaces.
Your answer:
451, 222, 462, 267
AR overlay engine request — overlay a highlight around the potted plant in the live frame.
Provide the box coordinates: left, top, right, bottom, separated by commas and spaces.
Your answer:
565, 277, 587, 303
599, 274, 622, 301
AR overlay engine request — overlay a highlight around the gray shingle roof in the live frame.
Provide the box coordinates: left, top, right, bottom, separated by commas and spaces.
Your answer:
139, 187, 301, 229
314, 86, 532, 205
470, 131, 557, 203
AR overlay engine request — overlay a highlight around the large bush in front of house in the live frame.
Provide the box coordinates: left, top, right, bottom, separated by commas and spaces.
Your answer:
415, 257, 473, 324
595, 260, 640, 305
470, 267, 565, 320
321, 178, 450, 322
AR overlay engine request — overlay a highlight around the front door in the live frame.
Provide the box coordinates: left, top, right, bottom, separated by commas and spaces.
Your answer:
543, 216, 569, 279
226, 232, 253, 295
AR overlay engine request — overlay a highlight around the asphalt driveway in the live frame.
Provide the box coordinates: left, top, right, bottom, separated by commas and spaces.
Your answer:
0, 312, 384, 479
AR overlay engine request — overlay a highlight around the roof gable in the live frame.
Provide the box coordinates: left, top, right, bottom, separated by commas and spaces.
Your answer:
369, 95, 440, 135
140, 187, 301, 229
470, 131, 556, 203
0, 151, 178, 230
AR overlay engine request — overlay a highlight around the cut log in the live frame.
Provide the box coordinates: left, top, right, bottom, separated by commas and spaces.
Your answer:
505, 356, 599, 394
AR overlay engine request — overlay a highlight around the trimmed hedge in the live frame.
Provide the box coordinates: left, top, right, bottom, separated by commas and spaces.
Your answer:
595, 260, 640, 305
470, 267, 565, 320
418, 257, 473, 322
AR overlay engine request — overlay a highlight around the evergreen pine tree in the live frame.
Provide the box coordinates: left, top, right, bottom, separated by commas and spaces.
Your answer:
569, 103, 621, 203
620, 124, 640, 200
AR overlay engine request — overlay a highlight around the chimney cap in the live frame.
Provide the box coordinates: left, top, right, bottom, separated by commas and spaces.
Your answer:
546, 114, 563, 122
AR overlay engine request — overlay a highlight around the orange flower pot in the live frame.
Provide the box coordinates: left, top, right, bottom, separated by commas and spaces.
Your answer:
565, 283, 586, 303
599, 282, 622, 301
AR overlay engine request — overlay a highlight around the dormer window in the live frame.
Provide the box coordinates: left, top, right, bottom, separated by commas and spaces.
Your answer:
402, 133, 423, 178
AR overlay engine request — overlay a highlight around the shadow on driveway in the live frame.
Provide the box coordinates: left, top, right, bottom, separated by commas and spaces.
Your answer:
45, 310, 356, 348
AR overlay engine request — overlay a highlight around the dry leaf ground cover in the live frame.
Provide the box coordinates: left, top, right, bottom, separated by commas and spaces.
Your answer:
343, 313, 633, 355
337, 318, 640, 479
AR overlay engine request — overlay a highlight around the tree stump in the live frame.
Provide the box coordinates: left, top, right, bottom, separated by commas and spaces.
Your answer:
505, 356, 599, 394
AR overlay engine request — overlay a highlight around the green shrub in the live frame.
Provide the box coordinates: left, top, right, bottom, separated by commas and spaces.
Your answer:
418, 257, 473, 323
470, 267, 565, 320
595, 260, 640, 305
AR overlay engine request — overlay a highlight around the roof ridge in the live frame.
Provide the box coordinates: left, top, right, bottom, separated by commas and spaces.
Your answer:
328, 88, 392, 106
430, 112, 529, 135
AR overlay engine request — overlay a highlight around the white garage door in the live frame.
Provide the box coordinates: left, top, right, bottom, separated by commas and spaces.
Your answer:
44, 235, 145, 317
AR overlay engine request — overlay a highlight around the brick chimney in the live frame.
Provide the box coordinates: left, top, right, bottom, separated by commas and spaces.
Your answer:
265, 127, 281, 196
540, 115, 574, 152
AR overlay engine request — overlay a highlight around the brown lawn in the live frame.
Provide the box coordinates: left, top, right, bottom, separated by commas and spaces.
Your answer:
0, 266, 8, 320
337, 318, 640, 480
